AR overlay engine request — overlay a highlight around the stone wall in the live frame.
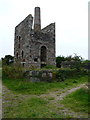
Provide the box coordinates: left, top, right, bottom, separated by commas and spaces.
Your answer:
14, 7, 56, 68
25, 70, 54, 82
14, 14, 33, 66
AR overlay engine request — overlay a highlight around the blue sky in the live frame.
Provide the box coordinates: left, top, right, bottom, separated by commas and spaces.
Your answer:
0, 0, 88, 59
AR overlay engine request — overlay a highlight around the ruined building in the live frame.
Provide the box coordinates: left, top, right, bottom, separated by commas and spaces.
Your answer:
14, 7, 56, 68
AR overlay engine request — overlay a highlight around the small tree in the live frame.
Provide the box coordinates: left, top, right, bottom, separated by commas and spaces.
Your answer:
56, 56, 66, 68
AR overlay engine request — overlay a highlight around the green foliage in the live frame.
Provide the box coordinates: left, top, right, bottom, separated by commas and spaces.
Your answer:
56, 55, 66, 68
43, 65, 56, 69
55, 68, 88, 82
2, 64, 88, 83
56, 54, 83, 68
3, 76, 88, 118
82, 60, 90, 69
3, 96, 72, 118
4, 97, 48, 118
2, 76, 88, 95
70, 61, 82, 70
71, 53, 82, 61
2, 55, 14, 66
2, 65, 25, 79
61, 88, 89, 113
47, 97, 55, 100
82, 60, 90, 63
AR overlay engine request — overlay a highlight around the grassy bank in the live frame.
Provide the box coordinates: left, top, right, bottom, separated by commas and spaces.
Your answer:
60, 87, 89, 113
2, 75, 88, 95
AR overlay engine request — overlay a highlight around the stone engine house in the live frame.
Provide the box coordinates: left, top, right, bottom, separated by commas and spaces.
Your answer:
14, 7, 56, 68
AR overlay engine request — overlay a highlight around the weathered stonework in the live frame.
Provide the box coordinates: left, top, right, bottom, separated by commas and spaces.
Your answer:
25, 70, 54, 82
14, 7, 56, 68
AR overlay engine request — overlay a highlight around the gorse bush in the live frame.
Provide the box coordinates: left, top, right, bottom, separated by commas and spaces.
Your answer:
2, 65, 25, 79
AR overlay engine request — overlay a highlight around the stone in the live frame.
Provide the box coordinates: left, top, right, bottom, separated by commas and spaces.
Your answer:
49, 73, 53, 78
42, 73, 46, 77
14, 7, 56, 68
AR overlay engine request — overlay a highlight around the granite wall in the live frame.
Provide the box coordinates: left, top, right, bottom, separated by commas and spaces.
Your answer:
14, 7, 56, 68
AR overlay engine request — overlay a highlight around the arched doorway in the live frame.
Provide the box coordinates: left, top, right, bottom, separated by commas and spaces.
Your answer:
40, 46, 47, 68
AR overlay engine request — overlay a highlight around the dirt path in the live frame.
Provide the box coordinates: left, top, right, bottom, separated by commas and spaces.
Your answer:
39, 83, 86, 101
2, 83, 88, 118
39, 83, 88, 118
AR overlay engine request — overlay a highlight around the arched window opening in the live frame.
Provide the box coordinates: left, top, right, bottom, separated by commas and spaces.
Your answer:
22, 51, 24, 58
41, 46, 47, 62
34, 58, 38, 62
16, 52, 18, 59
18, 36, 21, 48
19, 36, 21, 41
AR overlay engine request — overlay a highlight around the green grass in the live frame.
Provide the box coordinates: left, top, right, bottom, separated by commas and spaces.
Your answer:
3, 97, 72, 118
4, 97, 48, 118
2, 75, 88, 118
60, 87, 89, 113
2, 75, 88, 95
47, 97, 55, 100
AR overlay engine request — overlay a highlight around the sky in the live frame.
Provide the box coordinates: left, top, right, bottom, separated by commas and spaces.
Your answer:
0, 0, 89, 60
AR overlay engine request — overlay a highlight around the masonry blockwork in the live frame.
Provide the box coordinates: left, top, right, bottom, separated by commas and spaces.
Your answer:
14, 7, 56, 68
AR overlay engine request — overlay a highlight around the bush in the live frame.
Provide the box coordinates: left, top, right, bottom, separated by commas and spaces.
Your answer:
2, 55, 14, 66
55, 68, 88, 82
2, 65, 25, 79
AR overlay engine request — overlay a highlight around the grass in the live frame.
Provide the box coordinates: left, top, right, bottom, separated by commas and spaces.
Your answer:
4, 97, 48, 118
2, 75, 88, 95
60, 87, 89, 113
47, 97, 55, 100
2, 75, 88, 118
3, 97, 72, 118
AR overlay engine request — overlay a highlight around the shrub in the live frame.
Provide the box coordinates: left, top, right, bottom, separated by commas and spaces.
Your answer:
2, 65, 25, 79
2, 55, 14, 66
55, 68, 88, 82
